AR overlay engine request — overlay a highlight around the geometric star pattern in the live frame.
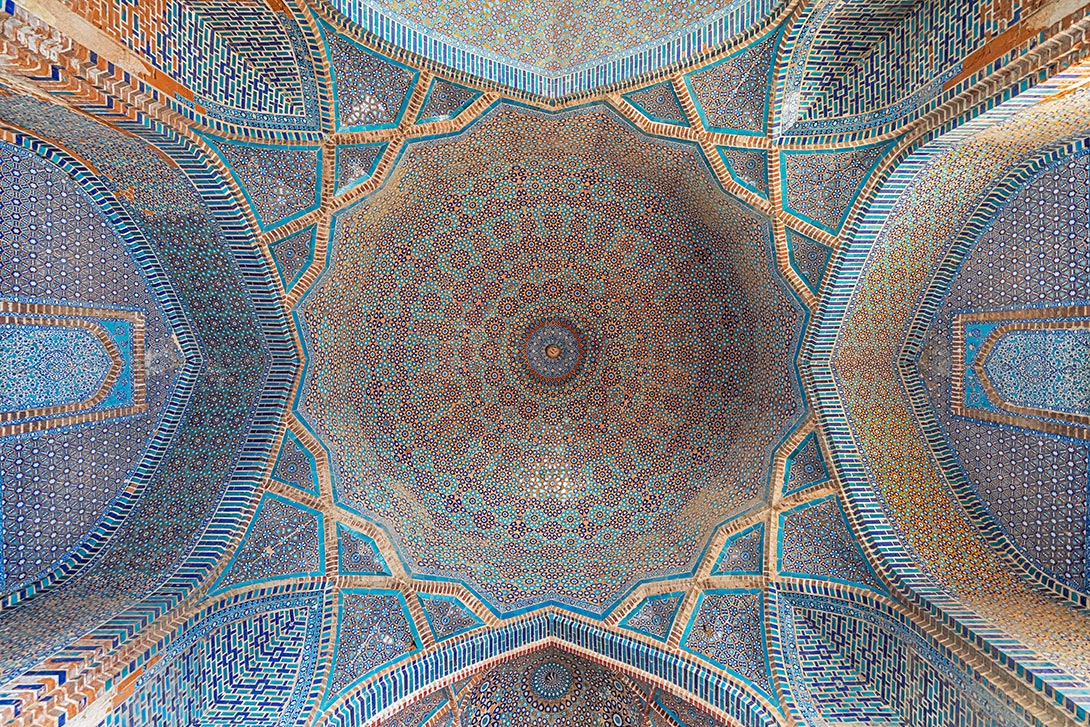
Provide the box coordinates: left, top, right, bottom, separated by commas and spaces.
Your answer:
778, 496, 883, 591
681, 589, 770, 695
211, 494, 325, 594
618, 592, 684, 641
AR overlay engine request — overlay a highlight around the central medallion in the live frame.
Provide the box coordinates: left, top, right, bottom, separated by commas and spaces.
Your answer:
530, 660, 574, 700
524, 318, 584, 383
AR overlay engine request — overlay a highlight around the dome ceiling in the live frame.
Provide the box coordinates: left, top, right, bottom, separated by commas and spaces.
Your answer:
2, 1, 1090, 727
458, 647, 646, 726
299, 103, 803, 614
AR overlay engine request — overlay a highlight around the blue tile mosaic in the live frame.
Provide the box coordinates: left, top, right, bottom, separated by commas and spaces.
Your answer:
336, 523, 391, 576
419, 593, 485, 642
618, 592, 685, 642
210, 493, 325, 595
710, 523, 764, 576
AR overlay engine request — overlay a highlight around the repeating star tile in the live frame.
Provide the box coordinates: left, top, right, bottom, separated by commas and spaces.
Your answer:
212, 494, 324, 594
271, 428, 321, 496
0, 141, 179, 596
782, 431, 830, 497
417, 78, 482, 123
785, 229, 832, 295
781, 142, 892, 235
622, 81, 690, 127
654, 690, 730, 727
205, 137, 321, 230
419, 593, 485, 641
681, 589, 770, 695
325, 25, 417, 131
328, 589, 420, 703
710, 522, 763, 576
618, 592, 684, 641
778, 495, 883, 591
917, 149, 1090, 590
685, 31, 778, 135
336, 523, 392, 576
716, 146, 768, 198
299, 103, 805, 616
336, 143, 388, 195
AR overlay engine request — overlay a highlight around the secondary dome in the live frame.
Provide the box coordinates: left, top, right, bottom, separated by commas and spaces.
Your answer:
299, 104, 804, 614
459, 647, 645, 726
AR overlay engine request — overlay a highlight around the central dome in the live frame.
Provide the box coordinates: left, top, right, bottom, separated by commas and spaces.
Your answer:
300, 105, 803, 614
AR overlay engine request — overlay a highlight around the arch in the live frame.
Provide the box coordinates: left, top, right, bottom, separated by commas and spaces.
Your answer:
318, 612, 780, 727
807, 61, 1090, 722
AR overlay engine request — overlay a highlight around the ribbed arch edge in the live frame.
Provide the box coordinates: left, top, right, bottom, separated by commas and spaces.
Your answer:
805, 66, 1090, 722
317, 612, 781, 727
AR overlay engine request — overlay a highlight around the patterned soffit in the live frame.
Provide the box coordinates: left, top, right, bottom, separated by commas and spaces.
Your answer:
318, 0, 785, 97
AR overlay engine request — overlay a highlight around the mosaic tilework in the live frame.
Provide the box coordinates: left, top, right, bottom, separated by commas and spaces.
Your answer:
109, 591, 324, 727
0, 306, 144, 429
0, 141, 181, 597
782, 431, 830, 497
270, 227, 317, 294
781, 143, 891, 235
336, 143, 389, 195
953, 310, 1090, 436
681, 589, 770, 695
206, 138, 321, 231
685, 31, 778, 136
324, 612, 779, 727
65, 0, 323, 130
271, 428, 321, 497
981, 327, 1090, 416
778, 496, 882, 591
326, 27, 417, 131
327, 0, 781, 98
778, 593, 1032, 727
623, 82, 690, 127
417, 79, 482, 124
655, 690, 729, 727
419, 593, 485, 642
328, 589, 420, 703
336, 523, 392, 576
710, 523, 764, 576
212, 494, 324, 594
1, 325, 111, 411
380, 688, 449, 726
785, 230, 832, 296
816, 83, 1090, 705
618, 592, 684, 641
300, 103, 804, 616
460, 647, 645, 727
716, 146, 768, 198
780, 0, 1031, 137
917, 149, 1090, 590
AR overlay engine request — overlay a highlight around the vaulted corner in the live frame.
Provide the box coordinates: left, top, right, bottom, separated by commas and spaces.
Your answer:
1, 1, 1090, 727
